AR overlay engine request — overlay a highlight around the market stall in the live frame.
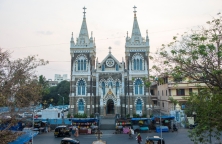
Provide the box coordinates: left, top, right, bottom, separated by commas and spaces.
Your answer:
151, 116, 175, 132
115, 118, 132, 134
131, 118, 151, 133
33, 120, 49, 134
70, 118, 99, 134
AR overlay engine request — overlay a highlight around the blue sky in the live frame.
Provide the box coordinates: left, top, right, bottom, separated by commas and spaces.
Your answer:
0, 0, 221, 79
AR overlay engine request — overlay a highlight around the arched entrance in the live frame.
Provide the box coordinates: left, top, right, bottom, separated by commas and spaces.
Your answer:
106, 99, 114, 114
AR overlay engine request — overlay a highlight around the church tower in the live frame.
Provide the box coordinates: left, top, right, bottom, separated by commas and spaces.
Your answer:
125, 6, 150, 117
69, 7, 96, 115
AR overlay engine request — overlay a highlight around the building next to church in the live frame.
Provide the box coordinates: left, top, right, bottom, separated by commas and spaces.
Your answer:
69, 6, 151, 118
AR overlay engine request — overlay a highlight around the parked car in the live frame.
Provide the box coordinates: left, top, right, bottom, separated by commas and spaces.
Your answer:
60, 137, 80, 144
22, 112, 33, 118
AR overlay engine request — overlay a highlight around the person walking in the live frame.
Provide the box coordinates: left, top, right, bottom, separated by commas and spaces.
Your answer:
137, 133, 142, 144
74, 127, 79, 137
72, 126, 76, 137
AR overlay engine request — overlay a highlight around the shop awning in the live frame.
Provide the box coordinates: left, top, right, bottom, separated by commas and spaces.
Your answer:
9, 131, 38, 144
70, 118, 99, 123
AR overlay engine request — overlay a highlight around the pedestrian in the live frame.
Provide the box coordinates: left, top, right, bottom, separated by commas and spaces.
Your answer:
137, 133, 142, 144
74, 127, 79, 137
72, 126, 76, 137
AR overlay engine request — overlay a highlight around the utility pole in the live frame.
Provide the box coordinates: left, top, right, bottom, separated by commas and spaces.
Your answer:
58, 94, 64, 124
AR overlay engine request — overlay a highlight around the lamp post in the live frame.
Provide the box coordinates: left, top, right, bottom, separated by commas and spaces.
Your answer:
58, 94, 64, 124
155, 77, 162, 144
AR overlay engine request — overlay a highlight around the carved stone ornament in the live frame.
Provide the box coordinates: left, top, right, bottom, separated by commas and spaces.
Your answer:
106, 58, 114, 67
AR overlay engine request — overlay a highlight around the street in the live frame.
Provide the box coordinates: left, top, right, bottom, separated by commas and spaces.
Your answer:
34, 128, 194, 144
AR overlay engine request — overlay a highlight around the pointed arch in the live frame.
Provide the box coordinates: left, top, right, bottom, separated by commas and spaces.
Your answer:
76, 78, 86, 96
102, 82, 105, 95
76, 98, 85, 114
136, 99, 142, 111
134, 97, 144, 115
75, 54, 88, 71
140, 59, 142, 70
132, 53, 144, 70
84, 59, 86, 70
134, 78, 144, 95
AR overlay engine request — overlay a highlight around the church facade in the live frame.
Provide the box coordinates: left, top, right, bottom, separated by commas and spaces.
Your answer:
69, 6, 151, 118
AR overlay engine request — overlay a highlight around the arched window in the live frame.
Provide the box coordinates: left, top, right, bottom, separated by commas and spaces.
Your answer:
84, 59, 86, 70
132, 53, 144, 71
76, 55, 87, 71
78, 80, 85, 95
81, 60, 83, 70
140, 59, 142, 70
137, 59, 139, 70
134, 59, 136, 70
136, 99, 142, 111
135, 79, 143, 95
78, 60, 80, 70
116, 82, 119, 95
78, 99, 84, 113
115, 64, 119, 71
102, 64, 105, 71
102, 82, 105, 95
108, 81, 112, 87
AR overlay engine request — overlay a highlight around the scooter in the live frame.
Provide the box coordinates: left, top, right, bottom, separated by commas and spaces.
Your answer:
172, 124, 178, 132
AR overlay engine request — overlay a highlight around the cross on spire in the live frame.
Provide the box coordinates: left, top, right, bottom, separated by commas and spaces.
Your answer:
133, 5, 137, 15
109, 46, 112, 53
83, 6, 87, 18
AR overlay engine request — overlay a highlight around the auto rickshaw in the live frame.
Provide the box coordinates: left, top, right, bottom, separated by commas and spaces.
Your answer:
54, 125, 71, 137
145, 136, 165, 144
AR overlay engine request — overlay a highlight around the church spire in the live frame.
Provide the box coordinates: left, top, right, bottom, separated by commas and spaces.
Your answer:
131, 5, 142, 42
78, 6, 89, 44
70, 32, 75, 48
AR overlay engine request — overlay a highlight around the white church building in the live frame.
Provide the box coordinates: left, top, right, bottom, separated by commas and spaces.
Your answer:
69, 6, 151, 118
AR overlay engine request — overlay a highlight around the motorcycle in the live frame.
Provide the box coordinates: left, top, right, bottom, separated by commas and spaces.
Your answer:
172, 124, 178, 132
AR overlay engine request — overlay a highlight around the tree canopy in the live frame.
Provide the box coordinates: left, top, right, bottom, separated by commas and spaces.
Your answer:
42, 80, 70, 107
151, 15, 222, 143
0, 48, 48, 144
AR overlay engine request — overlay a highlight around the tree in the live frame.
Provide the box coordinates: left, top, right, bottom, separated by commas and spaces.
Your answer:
39, 75, 50, 97
152, 15, 222, 143
0, 48, 48, 144
43, 80, 70, 107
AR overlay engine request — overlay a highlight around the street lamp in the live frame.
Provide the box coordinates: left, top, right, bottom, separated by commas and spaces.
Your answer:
155, 77, 163, 144
58, 94, 64, 125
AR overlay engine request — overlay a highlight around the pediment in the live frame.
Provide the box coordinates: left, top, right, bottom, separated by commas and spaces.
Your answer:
98, 53, 122, 68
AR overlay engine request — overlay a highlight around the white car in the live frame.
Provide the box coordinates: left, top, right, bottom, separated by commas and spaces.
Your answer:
22, 112, 33, 117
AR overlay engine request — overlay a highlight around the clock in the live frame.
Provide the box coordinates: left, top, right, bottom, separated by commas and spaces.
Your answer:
106, 58, 114, 67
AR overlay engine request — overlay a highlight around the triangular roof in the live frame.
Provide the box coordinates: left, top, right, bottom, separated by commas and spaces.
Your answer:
98, 50, 122, 67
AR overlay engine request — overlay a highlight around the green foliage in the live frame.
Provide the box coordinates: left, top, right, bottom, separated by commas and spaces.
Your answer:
42, 80, 70, 106
149, 15, 222, 143
90, 113, 94, 118
67, 113, 71, 118
185, 88, 222, 143
168, 97, 178, 109
126, 114, 130, 118
74, 113, 87, 118
133, 113, 139, 118
142, 114, 147, 118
